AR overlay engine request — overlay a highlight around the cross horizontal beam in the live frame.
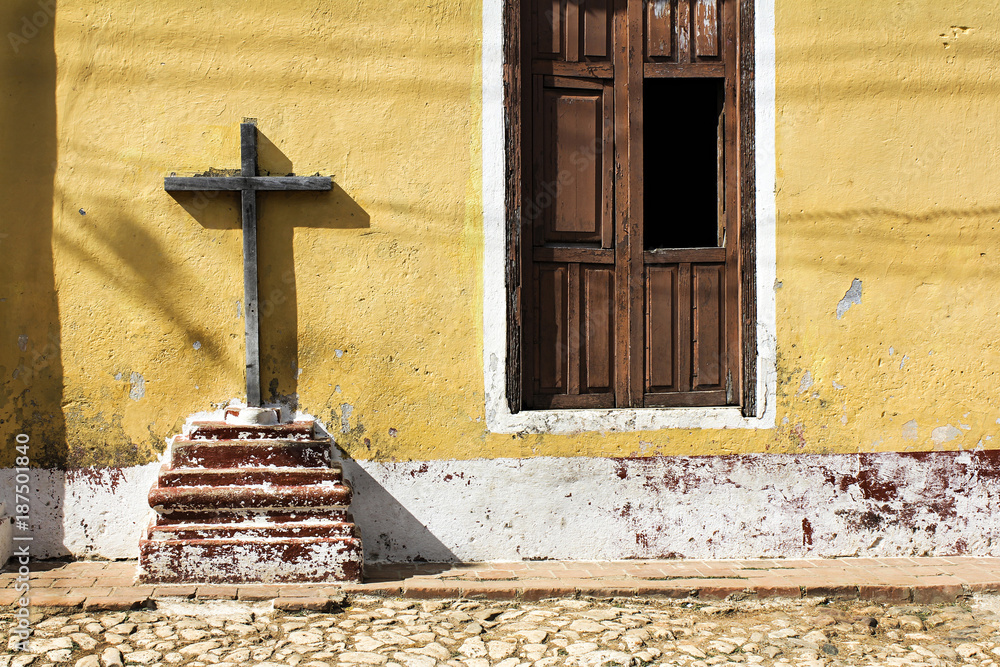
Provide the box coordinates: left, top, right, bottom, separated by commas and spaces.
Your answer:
165, 122, 335, 408
165, 176, 332, 192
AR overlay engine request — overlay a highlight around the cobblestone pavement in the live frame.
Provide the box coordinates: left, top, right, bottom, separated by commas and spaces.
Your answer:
5, 594, 1000, 667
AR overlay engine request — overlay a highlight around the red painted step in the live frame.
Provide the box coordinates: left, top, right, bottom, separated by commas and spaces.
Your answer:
139, 536, 363, 584
151, 508, 355, 525
140, 417, 362, 584
170, 438, 332, 468
157, 465, 343, 487
147, 520, 358, 541
187, 421, 317, 440
148, 481, 353, 512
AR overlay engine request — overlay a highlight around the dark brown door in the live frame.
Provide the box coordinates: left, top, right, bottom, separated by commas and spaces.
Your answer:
519, 0, 746, 410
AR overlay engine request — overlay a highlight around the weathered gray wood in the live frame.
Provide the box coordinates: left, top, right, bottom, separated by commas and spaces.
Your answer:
242, 184, 261, 408
241, 121, 258, 178
240, 123, 262, 408
164, 176, 331, 191
165, 122, 332, 407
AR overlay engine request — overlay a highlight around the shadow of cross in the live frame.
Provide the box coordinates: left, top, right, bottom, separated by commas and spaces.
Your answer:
165, 121, 331, 407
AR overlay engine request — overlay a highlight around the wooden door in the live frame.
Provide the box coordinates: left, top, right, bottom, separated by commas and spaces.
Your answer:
517, 0, 748, 411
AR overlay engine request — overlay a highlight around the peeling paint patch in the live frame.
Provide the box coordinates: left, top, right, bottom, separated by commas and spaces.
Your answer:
836, 278, 862, 319
193, 341, 202, 350
17, 335, 27, 352
129, 372, 146, 401
340, 403, 354, 434
902, 420, 918, 441
931, 424, 962, 445
797, 370, 814, 395
832, 380, 846, 390
900, 355, 910, 370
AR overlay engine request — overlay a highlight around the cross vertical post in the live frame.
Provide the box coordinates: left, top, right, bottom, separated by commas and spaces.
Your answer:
165, 122, 332, 410
240, 123, 262, 407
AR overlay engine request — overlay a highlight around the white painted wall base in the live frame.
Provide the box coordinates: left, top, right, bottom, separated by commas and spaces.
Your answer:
3, 451, 997, 562
0, 503, 13, 568
0, 466, 160, 560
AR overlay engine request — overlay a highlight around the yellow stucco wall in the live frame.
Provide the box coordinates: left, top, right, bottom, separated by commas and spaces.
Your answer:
1, 0, 998, 467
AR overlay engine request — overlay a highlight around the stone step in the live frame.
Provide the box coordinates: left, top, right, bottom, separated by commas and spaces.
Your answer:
147, 520, 359, 541
170, 438, 332, 468
157, 464, 343, 487
187, 421, 317, 441
142, 414, 362, 585
138, 536, 363, 583
148, 481, 353, 513
152, 508, 355, 525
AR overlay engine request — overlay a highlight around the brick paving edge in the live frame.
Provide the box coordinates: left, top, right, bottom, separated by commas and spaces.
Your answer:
3, 582, 989, 610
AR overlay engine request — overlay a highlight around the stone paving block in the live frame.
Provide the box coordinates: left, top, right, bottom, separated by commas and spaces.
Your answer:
858, 584, 912, 602
801, 584, 860, 600
577, 582, 639, 599
278, 585, 328, 597
750, 584, 802, 599
101, 564, 138, 578
113, 585, 156, 597
631, 582, 698, 599
83, 595, 150, 611
476, 571, 518, 581
965, 582, 1000, 593
912, 584, 965, 604
66, 562, 111, 574
520, 583, 578, 601
699, 584, 752, 601
0, 589, 21, 605
347, 584, 404, 597
402, 582, 465, 598
67, 587, 115, 597
26, 564, 71, 577
559, 569, 598, 578
500, 562, 532, 570
100, 577, 139, 587
196, 585, 240, 600
152, 585, 197, 598
274, 596, 335, 611
51, 578, 98, 588
460, 583, 519, 600
29, 592, 87, 608
238, 585, 281, 601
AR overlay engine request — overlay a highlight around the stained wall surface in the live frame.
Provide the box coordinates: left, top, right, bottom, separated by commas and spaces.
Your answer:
1, 0, 999, 560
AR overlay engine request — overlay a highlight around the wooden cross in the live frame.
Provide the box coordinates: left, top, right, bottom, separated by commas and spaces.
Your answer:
165, 122, 331, 407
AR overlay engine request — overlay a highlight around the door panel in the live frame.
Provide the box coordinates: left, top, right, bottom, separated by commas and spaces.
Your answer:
582, 266, 614, 393
533, 77, 614, 246
645, 265, 677, 393
692, 262, 724, 389
530, 262, 615, 407
534, 0, 613, 62
693, 0, 719, 57
534, 263, 568, 395
644, 0, 725, 64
